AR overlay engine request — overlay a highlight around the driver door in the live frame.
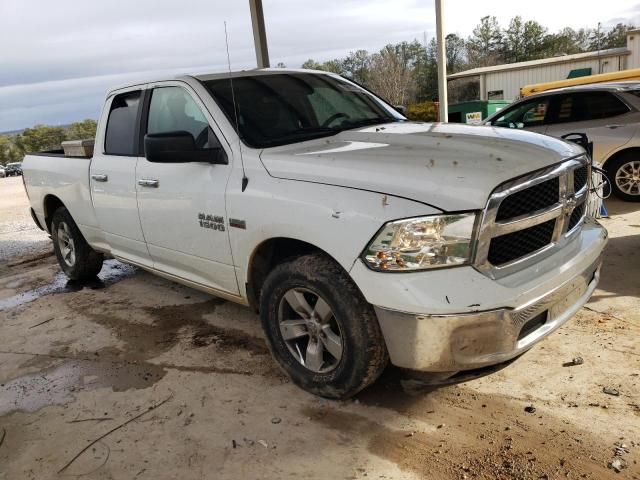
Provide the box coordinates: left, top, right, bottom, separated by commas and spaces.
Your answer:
135, 83, 239, 295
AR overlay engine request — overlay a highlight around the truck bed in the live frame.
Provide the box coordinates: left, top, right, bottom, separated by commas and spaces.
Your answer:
22, 152, 95, 233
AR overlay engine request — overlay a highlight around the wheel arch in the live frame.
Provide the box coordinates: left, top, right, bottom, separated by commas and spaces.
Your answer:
43, 194, 66, 233
602, 146, 640, 169
246, 237, 344, 312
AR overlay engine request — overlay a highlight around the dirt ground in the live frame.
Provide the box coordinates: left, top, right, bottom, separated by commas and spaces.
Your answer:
0, 175, 638, 479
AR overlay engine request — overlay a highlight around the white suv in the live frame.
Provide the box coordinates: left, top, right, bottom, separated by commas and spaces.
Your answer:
485, 82, 640, 201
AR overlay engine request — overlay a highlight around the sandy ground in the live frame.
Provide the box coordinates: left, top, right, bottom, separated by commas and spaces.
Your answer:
0, 175, 638, 479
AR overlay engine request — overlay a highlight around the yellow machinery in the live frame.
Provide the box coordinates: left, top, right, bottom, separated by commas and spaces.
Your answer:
520, 68, 640, 97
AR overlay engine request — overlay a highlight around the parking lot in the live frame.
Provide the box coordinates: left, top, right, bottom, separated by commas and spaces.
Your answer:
0, 175, 638, 479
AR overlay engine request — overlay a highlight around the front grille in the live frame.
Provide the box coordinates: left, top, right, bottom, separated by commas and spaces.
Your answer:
495, 177, 559, 221
488, 219, 556, 266
477, 156, 589, 276
573, 165, 588, 192
568, 203, 585, 231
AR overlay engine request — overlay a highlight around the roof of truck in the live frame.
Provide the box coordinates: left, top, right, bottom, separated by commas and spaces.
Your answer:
106, 68, 333, 95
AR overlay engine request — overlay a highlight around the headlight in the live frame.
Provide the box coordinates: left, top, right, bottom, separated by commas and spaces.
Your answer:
363, 213, 478, 271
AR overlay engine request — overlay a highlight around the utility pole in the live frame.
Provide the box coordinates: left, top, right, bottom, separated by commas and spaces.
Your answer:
435, 0, 448, 122
249, 0, 270, 68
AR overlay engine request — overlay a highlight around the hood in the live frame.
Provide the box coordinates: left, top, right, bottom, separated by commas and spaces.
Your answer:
259, 122, 583, 211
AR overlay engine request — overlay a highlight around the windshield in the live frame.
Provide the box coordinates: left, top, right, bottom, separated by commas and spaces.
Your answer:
203, 73, 404, 148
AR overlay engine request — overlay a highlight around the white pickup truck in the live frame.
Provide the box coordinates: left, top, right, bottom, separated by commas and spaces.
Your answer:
23, 69, 607, 398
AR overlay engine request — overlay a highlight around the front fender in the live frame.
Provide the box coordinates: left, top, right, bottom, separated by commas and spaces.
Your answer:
226, 173, 440, 292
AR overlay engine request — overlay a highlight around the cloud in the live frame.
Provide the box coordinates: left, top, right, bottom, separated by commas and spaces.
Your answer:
0, 0, 436, 131
1, 0, 638, 131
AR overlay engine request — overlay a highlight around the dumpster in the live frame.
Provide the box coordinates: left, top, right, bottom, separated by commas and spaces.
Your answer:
448, 100, 511, 125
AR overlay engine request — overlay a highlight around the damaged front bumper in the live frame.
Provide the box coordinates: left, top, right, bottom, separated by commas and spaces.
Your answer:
357, 220, 608, 372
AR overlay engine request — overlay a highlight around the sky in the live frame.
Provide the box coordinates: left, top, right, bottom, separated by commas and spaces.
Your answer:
1, 0, 639, 132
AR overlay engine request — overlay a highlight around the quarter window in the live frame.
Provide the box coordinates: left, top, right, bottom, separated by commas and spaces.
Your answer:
104, 91, 141, 155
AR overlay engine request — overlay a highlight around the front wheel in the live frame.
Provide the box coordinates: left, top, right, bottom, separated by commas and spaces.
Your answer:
606, 153, 640, 202
51, 207, 104, 280
260, 253, 388, 399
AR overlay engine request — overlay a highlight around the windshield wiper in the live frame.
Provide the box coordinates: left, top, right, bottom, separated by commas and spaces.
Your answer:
339, 117, 398, 130
260, 127, 342, 147
287, 126, 342, 135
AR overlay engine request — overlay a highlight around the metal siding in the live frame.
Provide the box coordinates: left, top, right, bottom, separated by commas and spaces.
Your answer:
484, 56, 626, 100
629, 33, 640, 69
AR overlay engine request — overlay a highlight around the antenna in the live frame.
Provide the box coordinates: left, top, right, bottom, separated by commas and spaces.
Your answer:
224, 21, 248, 192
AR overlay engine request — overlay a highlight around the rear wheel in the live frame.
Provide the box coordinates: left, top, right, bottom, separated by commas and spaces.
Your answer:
51, 207, 104, 280
260, 253, 388, 399
606, 152, 640, 202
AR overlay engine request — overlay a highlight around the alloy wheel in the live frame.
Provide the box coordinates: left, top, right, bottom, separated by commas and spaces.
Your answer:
615, 160, 640, 196
277, 287, 343, 373
57, 221, 76, 267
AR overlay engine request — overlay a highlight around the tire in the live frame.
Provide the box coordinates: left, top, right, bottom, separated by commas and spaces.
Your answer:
260, 252, 388, 399
51, 206, 104, 280
605, 152, 640, 202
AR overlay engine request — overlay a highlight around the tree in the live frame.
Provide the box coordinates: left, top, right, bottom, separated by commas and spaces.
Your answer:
368, 44, 418, 105
445, 33, 466, 73
542, 27, 588, 56
467, 16, 503, 67
275, 62, 287, 68
415, 38, 438, 102
301, 59, 322, 70
301, 58, 344, 74
342, 49, 371, 84
67, 119, 97, 140
522, 20, 547, 60
588, 23, 607, 51
503, 16, 525, 63
603, 23, 633, 49
0, 136, 19, 165
15, 125, 67, 155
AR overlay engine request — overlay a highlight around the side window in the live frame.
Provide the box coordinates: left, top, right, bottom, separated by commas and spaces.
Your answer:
492, 98, 550, 128
552, 92, 629, 124
147, 87, 220, 149
105, 91, 141, 155
586, 92, 629, 120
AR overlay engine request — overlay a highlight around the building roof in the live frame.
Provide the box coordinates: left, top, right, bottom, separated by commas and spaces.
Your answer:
448, 47, 630, 79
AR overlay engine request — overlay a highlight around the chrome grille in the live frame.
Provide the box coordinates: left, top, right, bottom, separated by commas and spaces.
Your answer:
488, 219, 556, 266
573, 165, 588, 192
476, 156, 590, 278
568, 202, 585, 231
495, 177, 559, 221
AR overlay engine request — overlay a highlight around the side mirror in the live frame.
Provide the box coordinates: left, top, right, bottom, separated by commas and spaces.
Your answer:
394, 105, 407, 116
144, 131, 227, 164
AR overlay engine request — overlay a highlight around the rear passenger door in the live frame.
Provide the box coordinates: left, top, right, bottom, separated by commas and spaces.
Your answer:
90, 87, 153, 267
135, 83, 239, 295
545, 91, 636, 163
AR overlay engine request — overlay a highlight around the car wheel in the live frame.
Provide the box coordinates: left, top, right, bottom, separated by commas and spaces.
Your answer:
606, 152, 640, 202
51, 206, 104, 280
260, 252, 388, 399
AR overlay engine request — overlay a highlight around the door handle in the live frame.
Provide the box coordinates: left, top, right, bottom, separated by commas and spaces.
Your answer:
91, 174, 108, 182
138, 179, 159, 188
606, 124, 623, 129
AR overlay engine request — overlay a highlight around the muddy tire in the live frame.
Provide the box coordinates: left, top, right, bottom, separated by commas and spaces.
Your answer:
260, 252, 388, 399
51, 207, 104, 280
606, 152, 640, 202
